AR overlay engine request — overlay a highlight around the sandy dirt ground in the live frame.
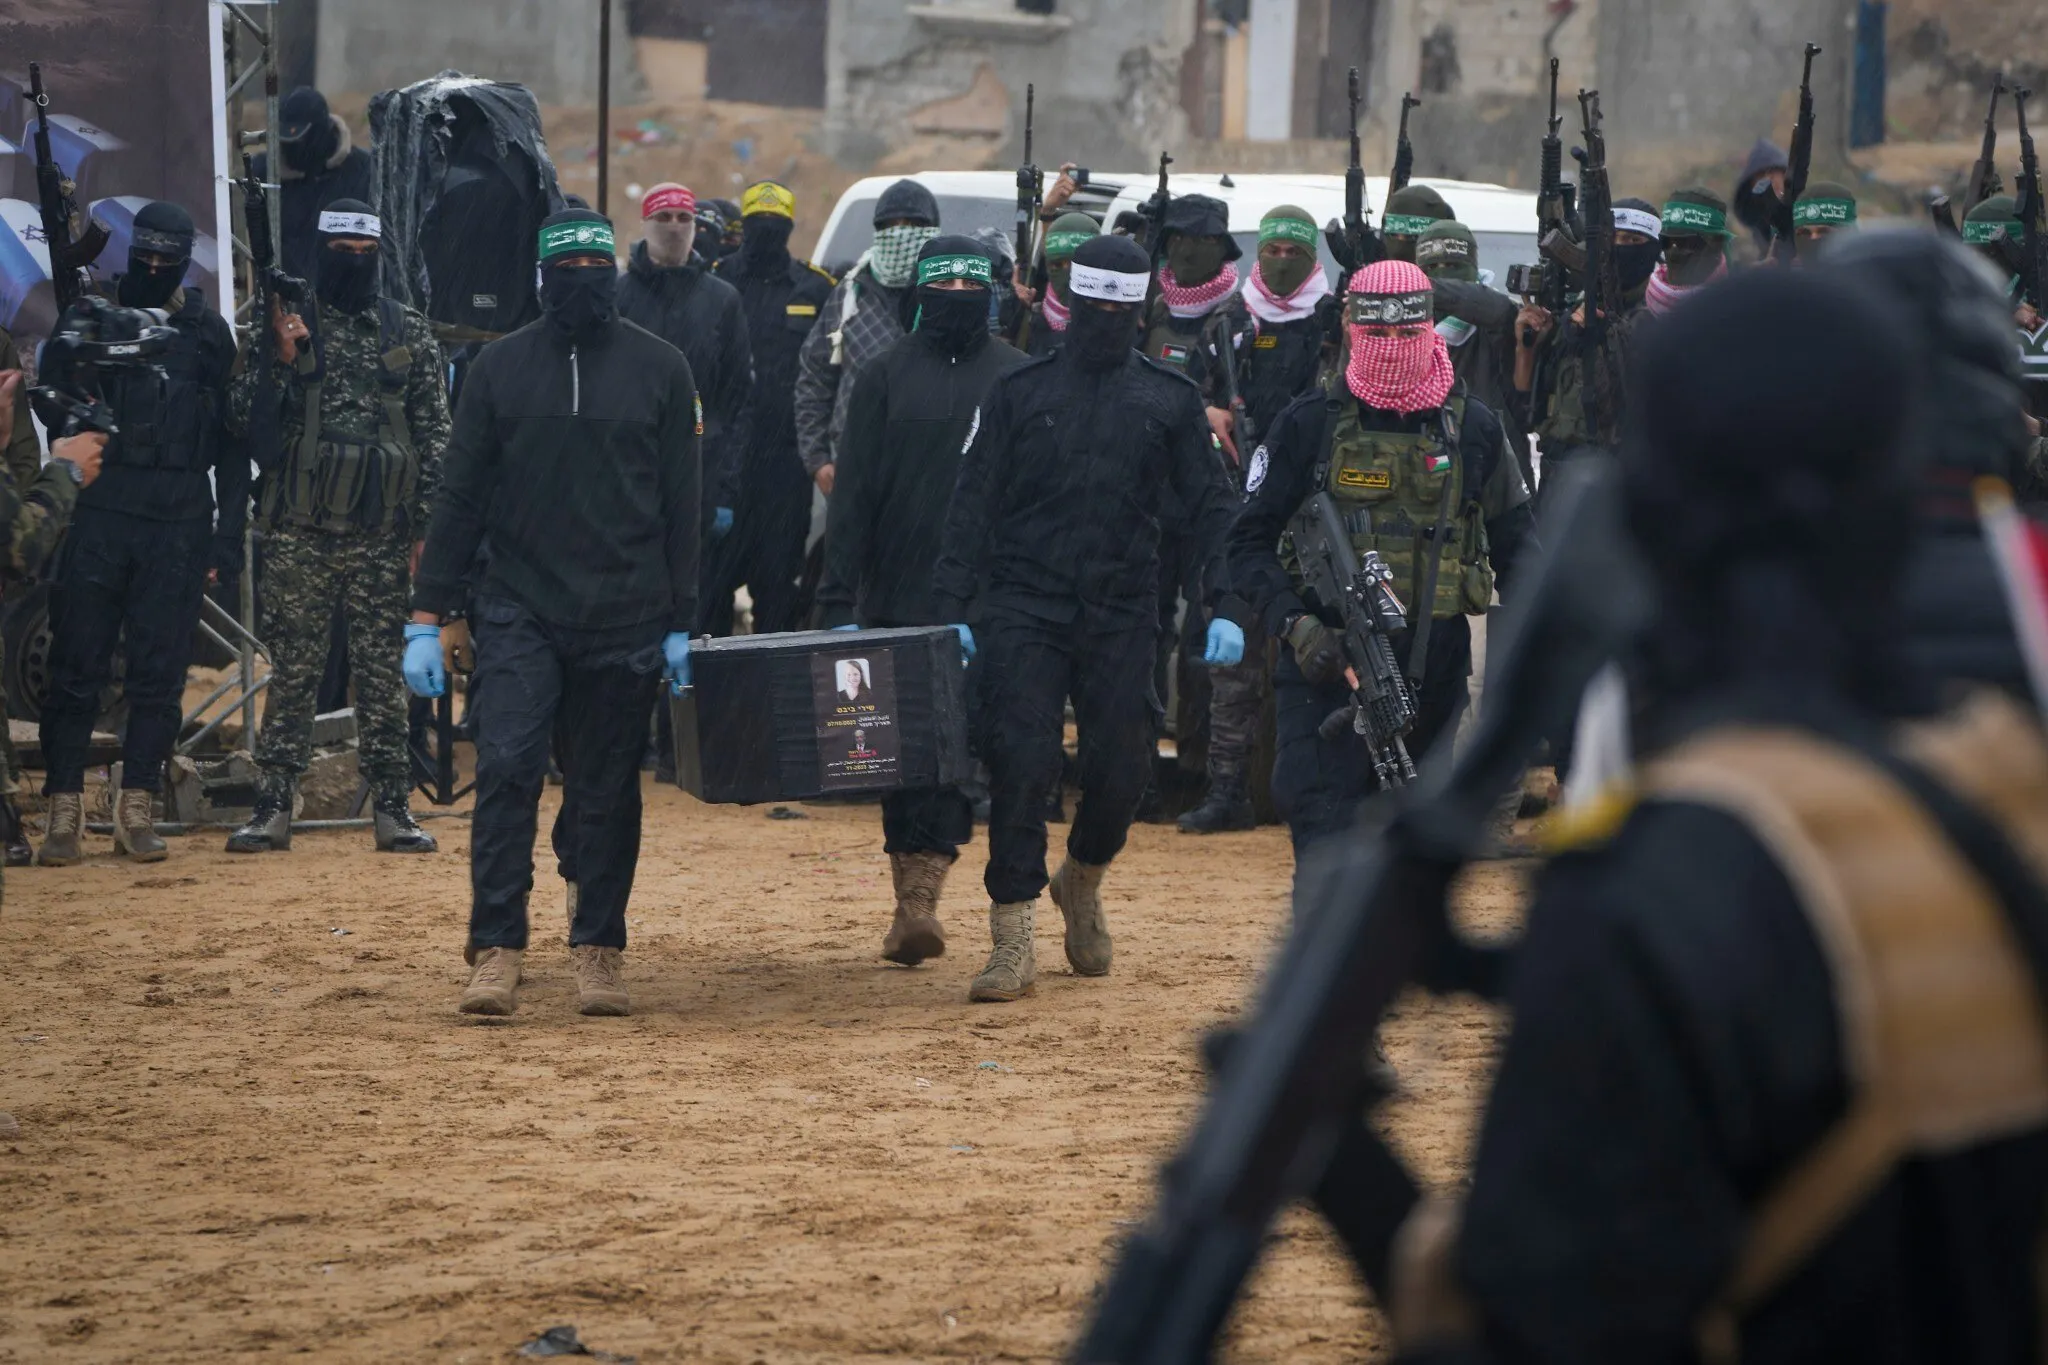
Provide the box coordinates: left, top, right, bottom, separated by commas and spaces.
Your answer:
0, 773, 1527, 1364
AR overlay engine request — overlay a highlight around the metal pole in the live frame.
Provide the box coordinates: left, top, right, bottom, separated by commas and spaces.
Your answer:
597, 0, 612, 219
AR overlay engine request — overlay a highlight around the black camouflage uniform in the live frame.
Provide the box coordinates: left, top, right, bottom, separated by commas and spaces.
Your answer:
227, 205, 450, 852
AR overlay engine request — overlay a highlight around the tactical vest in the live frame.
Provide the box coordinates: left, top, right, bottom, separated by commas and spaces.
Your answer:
1294, 392, 1493, 621
260, 298, 421, 535
1636, 691, 2048, 1364
100, 306, 221, 475
1144, 301, 1230, 404
1387, 690, 2048, 1361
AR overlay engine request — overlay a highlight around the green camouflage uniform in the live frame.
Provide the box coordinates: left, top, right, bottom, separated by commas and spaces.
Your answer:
0, 327, 78, 905
229, 299, 450, 808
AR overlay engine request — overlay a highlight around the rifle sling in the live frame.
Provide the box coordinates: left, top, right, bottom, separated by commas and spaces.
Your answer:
1404, 407, 1462, 692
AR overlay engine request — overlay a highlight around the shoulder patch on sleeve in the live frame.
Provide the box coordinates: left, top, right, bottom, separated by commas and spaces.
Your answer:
962, 405, 981, 454
694, 392, 704, 436
1245, 444, 1270, 497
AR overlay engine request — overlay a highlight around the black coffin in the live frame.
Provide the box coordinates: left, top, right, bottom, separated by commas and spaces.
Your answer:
672, 627, 972, 804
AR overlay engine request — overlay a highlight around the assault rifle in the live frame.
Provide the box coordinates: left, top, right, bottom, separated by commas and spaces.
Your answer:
1289, 492, 1420, 788
2017, 87, 2047, 312
1330, 66, 1382, 276
1528, 59, 1575, 329
1390, 91, 1422, 194
1575, 88, 1618, 445
1143, 150, 1174, 275
27, 63, 110, 314
1070, 458, 1654, 1365
1767, 42, 1822, 264
1012, 85, 1044, 350
239, 154, 308, 473
1966, 74, 2008, 212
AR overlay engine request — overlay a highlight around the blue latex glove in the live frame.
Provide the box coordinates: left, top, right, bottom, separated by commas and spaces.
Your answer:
662, 631, 693, 694
829, 623, 860, 633
1203, 617, 1246, 667
950, 623, 977, 662
712, 506, 734, 539
403, 624, 446, 698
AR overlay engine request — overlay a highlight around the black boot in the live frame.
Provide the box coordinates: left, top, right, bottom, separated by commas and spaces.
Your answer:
373, 799, 438, 854
1, 795, 31, 867
225, 782, 293, 853
1177, 771, 1256, 834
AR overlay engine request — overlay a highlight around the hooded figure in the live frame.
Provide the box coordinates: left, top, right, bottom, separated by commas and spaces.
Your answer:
1381, 184, 1456, 263
1827, 227, 2033, 699
793, 179, 940, 487
1732, 135, 1790, 254
262, 86, 376, 285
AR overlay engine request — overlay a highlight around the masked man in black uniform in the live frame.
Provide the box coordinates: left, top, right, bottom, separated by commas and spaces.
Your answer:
37, 202, 247, 867
818, 236, 1030, 966
931, 234, 1246, 1003
708, 181, 837, 634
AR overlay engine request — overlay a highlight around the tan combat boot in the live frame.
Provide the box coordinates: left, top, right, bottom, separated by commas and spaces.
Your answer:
459, 947, 524, 1016
968, 900, 1038, 1002
112, 787, 167, 862
36, 792, 84, 867
882, 851, 949, 966
570, 945, 630, 1016
1049, 856, 1113, 976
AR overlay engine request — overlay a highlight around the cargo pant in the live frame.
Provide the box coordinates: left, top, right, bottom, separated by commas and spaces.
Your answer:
1203, 619, 1270, 784
252, 525, 414, 809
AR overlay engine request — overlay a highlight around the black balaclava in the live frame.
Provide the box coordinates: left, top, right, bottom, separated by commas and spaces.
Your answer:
279, 86, 339, 176
538, 208, 620, 340
913, 235, 995, 357
1824, 227, 2031, 529
1624, 267, 1921, 726
118, 200, 194, 309
1612, 196, 1663, 294
1064, 235, 1151, 371
1732, 137, 1789, 241
315, 197, 380, 314
739, 214, 794, 276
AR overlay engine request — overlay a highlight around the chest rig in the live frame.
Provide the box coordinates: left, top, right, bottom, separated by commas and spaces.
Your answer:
260, 298, 420, 534
102, 303, 218, 474
1295, 392, 1493, 621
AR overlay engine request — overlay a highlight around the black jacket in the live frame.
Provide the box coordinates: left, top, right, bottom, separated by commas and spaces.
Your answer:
1238, 309, 1331, 453
616, 241, 752, 516
61, 290, 248, 569
254, 117, 376, 287
1430, 277, 1533, 466
931, 347, 1242, 632
413, 317, 701, 635
818, 327, 1030, 629
712, 247, 835, 492
1229, 387, 1536, 639
1425, 787, 2048, 1365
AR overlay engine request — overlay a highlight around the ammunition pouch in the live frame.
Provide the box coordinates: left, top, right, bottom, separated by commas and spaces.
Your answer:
262, 299, 420, 535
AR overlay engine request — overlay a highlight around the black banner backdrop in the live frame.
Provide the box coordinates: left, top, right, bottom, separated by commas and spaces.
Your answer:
0, 0, 228, 357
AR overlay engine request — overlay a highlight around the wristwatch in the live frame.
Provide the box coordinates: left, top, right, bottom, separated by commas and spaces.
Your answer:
50, 457, 83, 486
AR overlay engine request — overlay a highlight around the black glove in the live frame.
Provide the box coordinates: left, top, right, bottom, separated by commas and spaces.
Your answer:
1287, 614, 1347, 686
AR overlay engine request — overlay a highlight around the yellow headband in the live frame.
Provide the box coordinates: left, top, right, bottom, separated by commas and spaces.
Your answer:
741, 182, 796, 220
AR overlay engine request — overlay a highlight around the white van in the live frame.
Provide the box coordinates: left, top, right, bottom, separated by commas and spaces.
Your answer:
812, 170, 1148, 276
1101, 172, 1540, 287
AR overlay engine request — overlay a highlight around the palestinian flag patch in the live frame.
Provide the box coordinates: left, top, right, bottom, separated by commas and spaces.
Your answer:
1427, 452, 1451, 474
1159, 343, 1191, 365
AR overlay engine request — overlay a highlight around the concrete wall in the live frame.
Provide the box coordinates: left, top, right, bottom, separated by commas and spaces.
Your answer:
1597, 0, 1853, 195
822, 0, 1194, 172
316, 0, 644, 105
